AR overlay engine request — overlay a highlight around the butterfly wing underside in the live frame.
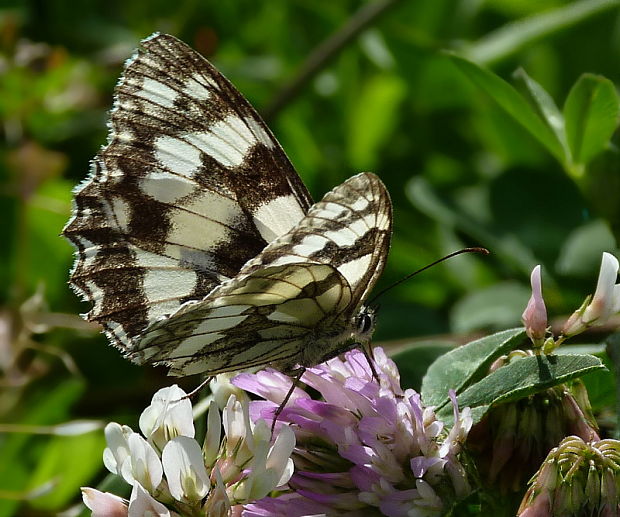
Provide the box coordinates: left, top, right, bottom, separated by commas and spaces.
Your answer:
133, 172, 392, 376
63, 33, 313, 350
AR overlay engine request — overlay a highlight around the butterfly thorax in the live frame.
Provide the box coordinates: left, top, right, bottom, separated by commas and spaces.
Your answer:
287, 305, 376, 373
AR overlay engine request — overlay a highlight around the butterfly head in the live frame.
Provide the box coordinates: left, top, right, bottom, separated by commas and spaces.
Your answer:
355, 305, 377, 342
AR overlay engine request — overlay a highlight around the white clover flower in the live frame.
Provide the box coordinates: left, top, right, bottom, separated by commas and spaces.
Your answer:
563, 252, 620, 337
231, 421, 295, 502
121, 433, 163, 493
202, 467, 232, 517
84, 384, 297, 516
81, 487, 128, 517
103, 423, 134, 476
162, 436, 210, 503
209, 373, 249, 409
221, 395, 255, 481
128, 483, 171, 517
583, 252, 620, 324
139, 385, 194, 452
203, 400, 222, 467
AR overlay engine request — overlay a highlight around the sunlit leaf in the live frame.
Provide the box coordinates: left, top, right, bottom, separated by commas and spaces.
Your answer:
512, 68, 569, 161
437, 354, 605, 424
448, 54, 567, 163
347, 73, 406, 170
563, 73, 620, 174
421, 328, 526, 408
27, 432, 106, 510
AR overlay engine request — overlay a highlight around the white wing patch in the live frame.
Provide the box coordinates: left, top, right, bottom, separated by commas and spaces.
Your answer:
134, 78, 179, 108
181, 74, 212, 101
154, 135, 203, 177
253, 195, 307, 242
197, 116, 257, 168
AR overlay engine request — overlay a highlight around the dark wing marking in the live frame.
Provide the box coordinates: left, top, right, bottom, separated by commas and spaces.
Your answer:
63, 33, 312, 350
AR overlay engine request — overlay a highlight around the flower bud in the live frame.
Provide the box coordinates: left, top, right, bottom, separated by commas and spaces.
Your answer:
518, 436, 620, 516
522, 265, 547, 346
468, 357, 598, 493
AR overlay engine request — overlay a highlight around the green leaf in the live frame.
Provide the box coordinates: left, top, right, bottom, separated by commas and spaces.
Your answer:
555, 219, 617, 277
347, 73, 406, 170
28, 432, 106, 510
406, 177, 539, 277
421, 328, 526, 409
448, 54, 567, 163
392, 341, 456, 391
512, 68, 570, 161
465, 0, 620, 66
563, 73, 620, 173
438, 353, 605, 423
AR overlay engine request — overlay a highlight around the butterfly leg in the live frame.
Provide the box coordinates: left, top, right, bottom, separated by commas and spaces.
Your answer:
180, 375, 214, 401
271, 367, 305, 436
361, 344, 380, 382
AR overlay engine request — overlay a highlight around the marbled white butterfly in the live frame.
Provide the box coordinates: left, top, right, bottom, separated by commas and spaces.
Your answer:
63, 33, 392, 378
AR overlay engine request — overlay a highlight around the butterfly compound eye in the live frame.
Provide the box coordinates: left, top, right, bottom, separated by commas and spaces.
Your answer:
358, 312, 374, 334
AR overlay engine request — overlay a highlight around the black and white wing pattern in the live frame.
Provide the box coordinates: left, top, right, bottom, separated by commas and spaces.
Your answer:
63, 33, 312, 349
132, 172, 392, 376
63, 33, 392, 377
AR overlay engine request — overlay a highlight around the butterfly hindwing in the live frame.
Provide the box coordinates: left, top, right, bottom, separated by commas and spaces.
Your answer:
247, 172, 392, 308
130, 173, 391, 376
63, 33, 313, 350
132, 263, 353, 375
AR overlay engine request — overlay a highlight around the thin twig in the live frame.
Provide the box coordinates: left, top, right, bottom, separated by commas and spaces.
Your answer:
262, 0, 405, 122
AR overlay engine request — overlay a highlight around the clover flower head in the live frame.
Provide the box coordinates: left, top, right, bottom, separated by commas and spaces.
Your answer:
235, 347, 472, 516
83, 384, 295, 517
518, 436, 620, 516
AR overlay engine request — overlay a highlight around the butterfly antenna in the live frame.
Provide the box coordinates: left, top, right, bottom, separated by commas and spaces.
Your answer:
271, 367, 306, 436
368, 247, 489, 306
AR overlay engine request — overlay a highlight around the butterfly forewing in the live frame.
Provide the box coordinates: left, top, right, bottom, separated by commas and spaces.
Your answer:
63, 33, 313, 350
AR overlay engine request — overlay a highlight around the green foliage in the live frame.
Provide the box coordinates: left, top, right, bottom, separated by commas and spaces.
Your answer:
419, 329, 605, 426
421, 328, 526, 409
1, 0, 620, 514
563, 74, 620, 174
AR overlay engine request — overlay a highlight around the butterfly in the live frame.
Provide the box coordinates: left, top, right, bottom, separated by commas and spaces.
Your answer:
63, 33, 392, 379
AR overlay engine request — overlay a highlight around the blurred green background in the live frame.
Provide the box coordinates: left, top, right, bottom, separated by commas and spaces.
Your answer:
1, 0, 619, 514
